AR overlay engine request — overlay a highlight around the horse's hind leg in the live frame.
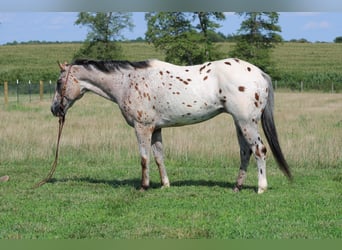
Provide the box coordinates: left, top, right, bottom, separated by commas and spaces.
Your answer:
234, 120, 268, 194
151, 128, 170, 188
233, 120, 252, 192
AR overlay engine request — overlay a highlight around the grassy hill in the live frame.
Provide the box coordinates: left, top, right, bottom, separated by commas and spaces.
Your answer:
216, 42, 342, 91
0, 42, 341, 92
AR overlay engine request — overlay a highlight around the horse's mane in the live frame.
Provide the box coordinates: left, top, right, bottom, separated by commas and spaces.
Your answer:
72, 59, 151, 73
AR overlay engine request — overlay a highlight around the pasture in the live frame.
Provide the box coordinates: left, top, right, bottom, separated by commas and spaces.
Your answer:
0, 91, 341, 239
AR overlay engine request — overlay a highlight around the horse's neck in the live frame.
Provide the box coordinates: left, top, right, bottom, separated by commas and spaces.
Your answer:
79, 68, 124, 103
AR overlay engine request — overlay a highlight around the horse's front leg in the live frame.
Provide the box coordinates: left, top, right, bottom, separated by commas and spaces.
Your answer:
134, 122, 153, 190
151, 128, 170, 188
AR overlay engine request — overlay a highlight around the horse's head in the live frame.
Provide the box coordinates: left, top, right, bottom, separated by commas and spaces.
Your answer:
51, 62, 84, 117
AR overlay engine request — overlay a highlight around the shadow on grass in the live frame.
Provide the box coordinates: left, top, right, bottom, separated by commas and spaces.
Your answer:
48, 177, 258, 192
48, 177, 141, 188
172, 179, 257, 192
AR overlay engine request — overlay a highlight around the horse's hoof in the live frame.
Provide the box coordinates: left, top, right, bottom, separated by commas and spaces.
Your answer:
161, 184, 170, 189
139, 185, 149, 192
161, 180, 170, 189
257, 187, 267, 194
233, 184, 242, 192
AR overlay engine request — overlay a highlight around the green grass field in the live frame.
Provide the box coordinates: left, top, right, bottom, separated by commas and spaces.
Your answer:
0, 91, 341, 239
0, 41, 341, 239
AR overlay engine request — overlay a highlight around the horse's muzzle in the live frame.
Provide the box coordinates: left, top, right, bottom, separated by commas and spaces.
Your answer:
51, 102, 65, 117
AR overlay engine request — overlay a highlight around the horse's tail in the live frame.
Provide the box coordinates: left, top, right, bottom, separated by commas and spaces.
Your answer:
261, 74, 292, 180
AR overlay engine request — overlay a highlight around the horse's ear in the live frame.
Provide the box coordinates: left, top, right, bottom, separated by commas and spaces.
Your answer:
57, 61, 65, 71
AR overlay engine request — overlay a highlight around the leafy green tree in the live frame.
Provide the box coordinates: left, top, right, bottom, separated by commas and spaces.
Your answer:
74, 12, 134, 60
229, 12, 282, 76
194, 12, 226, 60
145, 12, 199, 65
145, 12, 225, 65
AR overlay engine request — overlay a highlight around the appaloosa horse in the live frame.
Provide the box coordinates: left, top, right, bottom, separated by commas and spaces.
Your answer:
51, 58, 292, 193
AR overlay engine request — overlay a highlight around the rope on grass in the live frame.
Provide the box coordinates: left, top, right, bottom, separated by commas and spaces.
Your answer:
33, 115, 65, 188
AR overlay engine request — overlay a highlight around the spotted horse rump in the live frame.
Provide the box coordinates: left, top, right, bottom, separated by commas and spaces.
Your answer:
51, 58, 292, 194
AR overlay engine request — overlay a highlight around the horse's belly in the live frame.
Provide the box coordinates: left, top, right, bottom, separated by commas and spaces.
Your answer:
157, 104, 223, 127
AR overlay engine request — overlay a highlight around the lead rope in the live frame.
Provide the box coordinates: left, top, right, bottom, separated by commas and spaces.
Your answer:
33, 64, 71, 189
32, 115, 65, 188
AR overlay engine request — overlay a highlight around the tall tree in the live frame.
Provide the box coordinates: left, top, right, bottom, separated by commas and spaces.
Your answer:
145, 12, 225, 65
74, 12, 134, 60
229, 12, 282, 76
145, 12, 199, 65
194, 12, 226, 60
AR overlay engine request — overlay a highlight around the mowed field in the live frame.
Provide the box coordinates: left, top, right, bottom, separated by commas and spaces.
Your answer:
0, 91, 341, 239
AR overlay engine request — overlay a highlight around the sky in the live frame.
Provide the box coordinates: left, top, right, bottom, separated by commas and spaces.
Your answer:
0, 12, 341, 45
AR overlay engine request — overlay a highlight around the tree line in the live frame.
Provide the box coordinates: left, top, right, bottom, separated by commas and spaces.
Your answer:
2, 12, 342, 81
70, 12, 284, 77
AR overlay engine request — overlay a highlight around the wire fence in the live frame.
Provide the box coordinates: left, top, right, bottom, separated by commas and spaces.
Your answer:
1, 80, 55, 105
0, 79, 340, 106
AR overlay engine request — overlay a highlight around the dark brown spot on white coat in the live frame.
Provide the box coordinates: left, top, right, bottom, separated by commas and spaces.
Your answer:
261, 146, 267, 154
255, 145, 261, 157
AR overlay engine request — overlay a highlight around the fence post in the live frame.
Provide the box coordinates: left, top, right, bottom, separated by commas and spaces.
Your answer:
40, 80, 44, 101
4, 81, 8, 105
49, 80, 52, 98
28, 80, 32, 102
300, 81, 303, 92
16, 79, 19, 103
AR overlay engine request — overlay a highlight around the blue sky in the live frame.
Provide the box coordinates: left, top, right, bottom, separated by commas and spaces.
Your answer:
0, 12, 341, 45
